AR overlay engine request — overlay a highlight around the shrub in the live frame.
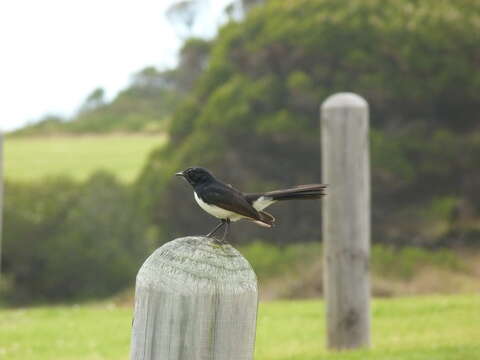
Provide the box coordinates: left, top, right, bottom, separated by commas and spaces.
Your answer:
2, 172, 155, 304
239, 241, 321, 280
371, 245, 464, 280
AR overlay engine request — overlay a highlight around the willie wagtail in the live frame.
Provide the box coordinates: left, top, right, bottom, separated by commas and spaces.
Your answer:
176, 167, 326, 242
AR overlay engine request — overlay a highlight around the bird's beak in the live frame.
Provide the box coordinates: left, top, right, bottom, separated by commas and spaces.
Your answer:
175, 172, 185, 177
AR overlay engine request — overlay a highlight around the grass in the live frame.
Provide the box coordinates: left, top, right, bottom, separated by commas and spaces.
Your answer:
0, 295, 478, 360
4, 134, 166, 183
257, 295, 480, 360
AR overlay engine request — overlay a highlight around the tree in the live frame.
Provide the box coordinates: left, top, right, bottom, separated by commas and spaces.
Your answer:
166, 0, 203, 38
137, 0, 480, 246
83, 88, 105, 109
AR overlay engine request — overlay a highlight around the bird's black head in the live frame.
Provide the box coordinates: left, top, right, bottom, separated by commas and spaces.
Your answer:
176, 167, 215, 187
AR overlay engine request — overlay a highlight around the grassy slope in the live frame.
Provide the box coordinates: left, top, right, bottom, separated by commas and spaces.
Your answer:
4, 135, 166, 183
0, 295, 478, 360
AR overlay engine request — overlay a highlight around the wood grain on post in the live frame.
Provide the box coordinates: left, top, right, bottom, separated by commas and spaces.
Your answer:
321, 93, 371, 349
130, 236, 258, 360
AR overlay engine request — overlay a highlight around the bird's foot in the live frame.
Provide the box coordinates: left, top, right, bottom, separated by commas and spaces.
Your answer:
206, 236, 227, 247
214, 237, 228, 245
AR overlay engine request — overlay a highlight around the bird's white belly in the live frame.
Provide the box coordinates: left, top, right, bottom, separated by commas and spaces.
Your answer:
194, 192, 244, 221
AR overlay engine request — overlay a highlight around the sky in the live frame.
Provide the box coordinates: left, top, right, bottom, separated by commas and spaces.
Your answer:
0, 0, 233, 132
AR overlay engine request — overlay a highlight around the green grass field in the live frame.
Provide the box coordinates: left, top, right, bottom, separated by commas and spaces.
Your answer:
0, 295, 478, 360
4, 135, 166, 183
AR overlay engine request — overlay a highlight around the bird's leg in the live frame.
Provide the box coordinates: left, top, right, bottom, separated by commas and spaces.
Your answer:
220, 219, 231, 243
206, 220, 226, 238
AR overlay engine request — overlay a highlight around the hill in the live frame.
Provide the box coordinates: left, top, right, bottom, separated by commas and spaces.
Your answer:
5, 134, 166, 183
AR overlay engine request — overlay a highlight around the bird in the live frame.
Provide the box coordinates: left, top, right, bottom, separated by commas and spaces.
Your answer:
176, 167, 326, 242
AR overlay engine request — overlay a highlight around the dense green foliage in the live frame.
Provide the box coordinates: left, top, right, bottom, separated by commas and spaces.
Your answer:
2, 208, 472, 302
2, 174, 154, 303
138, 0, 480, 246
240, 241, 466, 283
240, 241, 321, 279
1, 295, 479, 359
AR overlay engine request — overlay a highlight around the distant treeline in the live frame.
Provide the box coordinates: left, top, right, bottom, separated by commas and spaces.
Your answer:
4, 0, 480, 303
12, 38, 211, 135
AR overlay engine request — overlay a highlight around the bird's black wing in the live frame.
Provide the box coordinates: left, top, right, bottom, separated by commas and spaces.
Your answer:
201, 183, 262, 221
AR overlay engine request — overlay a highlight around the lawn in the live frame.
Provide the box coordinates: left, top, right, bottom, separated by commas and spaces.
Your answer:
4, 134, 166, 183
0, 295, 478, 360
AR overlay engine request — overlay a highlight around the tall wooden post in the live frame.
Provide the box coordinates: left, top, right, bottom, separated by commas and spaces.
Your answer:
321, 93, 371, 349
0, 131, 3, 275
131, 236, 258, 360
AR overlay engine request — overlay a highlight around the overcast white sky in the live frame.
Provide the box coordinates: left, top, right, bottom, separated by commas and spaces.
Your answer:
0, 0, 233, 132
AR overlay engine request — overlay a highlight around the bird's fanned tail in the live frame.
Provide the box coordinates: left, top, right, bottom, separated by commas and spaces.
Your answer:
247, 184, 326, 203
244, 184, 326, 227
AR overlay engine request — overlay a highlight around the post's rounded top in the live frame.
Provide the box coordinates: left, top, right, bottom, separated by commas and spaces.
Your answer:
322, 92, 368, 109
136, 236, 257, 295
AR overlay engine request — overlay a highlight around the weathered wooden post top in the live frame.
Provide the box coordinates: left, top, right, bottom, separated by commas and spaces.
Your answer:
321, 92, 371, 350
131, 236, 258, 360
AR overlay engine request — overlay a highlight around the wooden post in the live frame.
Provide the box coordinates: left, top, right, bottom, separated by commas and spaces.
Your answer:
321, 92, 371, 349
0, 131, 3, 275
131, 236, 258, 360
